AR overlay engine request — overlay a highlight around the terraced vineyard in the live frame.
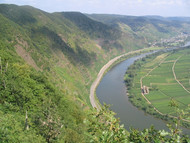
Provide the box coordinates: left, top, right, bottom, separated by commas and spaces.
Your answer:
126, 47, 190, 123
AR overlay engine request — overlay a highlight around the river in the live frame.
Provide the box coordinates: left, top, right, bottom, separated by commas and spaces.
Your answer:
96, 51, 190, 135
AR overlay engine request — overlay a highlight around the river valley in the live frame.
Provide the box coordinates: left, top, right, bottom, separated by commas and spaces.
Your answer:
96, 50, 190, 135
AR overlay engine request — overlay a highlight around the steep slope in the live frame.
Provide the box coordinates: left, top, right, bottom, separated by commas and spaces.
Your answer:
0, 42, 88, 142
0, 4, 109, 104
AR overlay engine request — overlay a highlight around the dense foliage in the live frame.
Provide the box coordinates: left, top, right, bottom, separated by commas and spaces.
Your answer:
0, 42, 88, 142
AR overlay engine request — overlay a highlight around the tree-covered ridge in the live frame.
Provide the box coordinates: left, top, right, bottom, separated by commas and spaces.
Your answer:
60, 12, 121, 40
0, 4, 37, 25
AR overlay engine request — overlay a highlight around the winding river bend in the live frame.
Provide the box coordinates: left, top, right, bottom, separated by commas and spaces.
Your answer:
96, 51, 190, 135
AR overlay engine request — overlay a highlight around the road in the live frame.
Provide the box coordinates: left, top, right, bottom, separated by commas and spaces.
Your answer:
172, 55, 190, 94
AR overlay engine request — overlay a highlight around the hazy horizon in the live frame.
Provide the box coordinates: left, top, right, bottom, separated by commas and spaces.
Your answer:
0, 0, 190, 17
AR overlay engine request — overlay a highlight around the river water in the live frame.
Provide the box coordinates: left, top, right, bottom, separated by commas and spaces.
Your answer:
96, 50, 190, 135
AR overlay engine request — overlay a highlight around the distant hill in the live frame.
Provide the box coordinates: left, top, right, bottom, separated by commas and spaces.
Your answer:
57, 12, 121, 40
87, 14, 190, 42
167, 17, 190, 22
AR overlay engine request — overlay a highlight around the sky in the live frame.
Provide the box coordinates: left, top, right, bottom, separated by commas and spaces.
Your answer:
0, 0, 190, 17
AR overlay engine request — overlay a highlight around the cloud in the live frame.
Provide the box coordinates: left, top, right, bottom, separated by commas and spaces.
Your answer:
143, 0, 180, 6
138, 0, 143, 3
184, 0, 190, 6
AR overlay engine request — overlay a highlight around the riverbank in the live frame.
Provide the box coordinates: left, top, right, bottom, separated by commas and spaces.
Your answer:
95, 49, 190, 135
90, 47, 163, 110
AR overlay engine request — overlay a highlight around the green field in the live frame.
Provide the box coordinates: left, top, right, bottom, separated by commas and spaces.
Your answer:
126, 47, 190, 122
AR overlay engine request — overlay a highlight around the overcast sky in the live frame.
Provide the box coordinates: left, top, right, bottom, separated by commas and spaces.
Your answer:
0, 0, 190, 17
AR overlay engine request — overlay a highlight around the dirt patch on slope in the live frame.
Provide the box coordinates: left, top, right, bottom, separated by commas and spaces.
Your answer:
15, 44, 41, 71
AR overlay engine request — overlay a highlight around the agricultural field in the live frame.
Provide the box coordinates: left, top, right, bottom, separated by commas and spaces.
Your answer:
126, 47, 190, 122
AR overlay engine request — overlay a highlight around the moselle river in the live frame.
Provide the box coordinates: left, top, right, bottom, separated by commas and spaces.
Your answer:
96, 49, 190, 135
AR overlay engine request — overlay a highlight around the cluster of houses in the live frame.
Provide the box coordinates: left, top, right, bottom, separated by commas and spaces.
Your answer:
151, 33, 190, 47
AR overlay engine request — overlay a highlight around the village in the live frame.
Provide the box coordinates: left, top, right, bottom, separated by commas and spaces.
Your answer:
151, 33, 190, 47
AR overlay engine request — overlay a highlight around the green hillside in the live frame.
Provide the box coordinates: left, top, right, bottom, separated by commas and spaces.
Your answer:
87, 14, 190, 43
59, 12, 121, 40
0, 4, 190, 142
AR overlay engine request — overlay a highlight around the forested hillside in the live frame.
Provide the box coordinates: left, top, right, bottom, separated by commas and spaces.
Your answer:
88, 14, 190, 43
0, 4, 190, 142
